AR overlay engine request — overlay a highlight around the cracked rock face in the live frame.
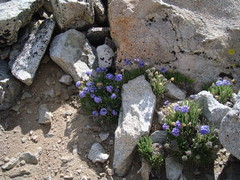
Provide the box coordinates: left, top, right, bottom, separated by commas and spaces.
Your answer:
109, 0, 240, 90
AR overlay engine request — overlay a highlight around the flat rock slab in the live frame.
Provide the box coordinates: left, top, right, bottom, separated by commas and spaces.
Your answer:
88, 143, 109, 163
50, 29, 96, 82
11, 19, 55, 86
113, 75, 156, 176
0, 0, 44, 46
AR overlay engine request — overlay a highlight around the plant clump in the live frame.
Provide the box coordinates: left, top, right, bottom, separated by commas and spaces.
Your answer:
162, 100, 219, 165
208, 79, 233, 104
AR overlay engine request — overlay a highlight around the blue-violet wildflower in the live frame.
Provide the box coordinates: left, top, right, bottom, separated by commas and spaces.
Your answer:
76, 81, 81, 88
175, 120, 182, 128
199, 125, 210, 135
79, 91, 86, 98
110, 93, 117, 99
162, 123, 169, 130
106, 85, 113, 92
100, 108, 108, 116
92, 111, 98, 116
115, 74, 123, 81
112, 110, 118, 116
172, 127, 180, 137
106, 73, 114, 80
94, 96, 102, 103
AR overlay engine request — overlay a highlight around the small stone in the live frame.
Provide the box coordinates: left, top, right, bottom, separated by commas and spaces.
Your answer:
2, 157, 19, 170
29, 131, 33, 136
99, 132, 109, 141
4, 157, 10, 162
21, 137, 27, 143
38, 104, 52, 125
106, 168, 114, 176
81, 176, 87, 180
20, 160, 26, 166
59, 75, 73, 86
88, 143, 109, 163
63, 175, 73, 180
21, 92, 32, 100
72, 144, 78, 155
32, 135, 38, 143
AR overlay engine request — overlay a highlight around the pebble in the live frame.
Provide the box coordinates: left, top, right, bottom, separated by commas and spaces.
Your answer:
99, 132, 109, 141
81, 176, 88, 180
20, 160, 26, 166
106, 168, 114, 176
4, 157, 10, 162
32, 135, 38, 143
21, 137, 27, 143
29, 130, 33, 136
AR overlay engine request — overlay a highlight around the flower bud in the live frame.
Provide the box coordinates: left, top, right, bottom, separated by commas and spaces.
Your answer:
182, 156, 188, 161
185, 150, 192, 156
205, 141, 213, 148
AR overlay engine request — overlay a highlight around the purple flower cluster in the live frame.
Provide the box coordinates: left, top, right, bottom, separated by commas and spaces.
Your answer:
139, 60, 145, 68
172, 127, 180, 137
162, 123, 169, 130
216, 79, 231, 86
199, 125, 210, 135
96, 67, 107, 73
125, 59, 131, 65
115, 74, 123, 81
174, 105, 189, 114
162, 120, 182, 137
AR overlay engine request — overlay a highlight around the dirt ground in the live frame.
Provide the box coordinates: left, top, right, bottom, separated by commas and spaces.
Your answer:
0, 60, 142, 180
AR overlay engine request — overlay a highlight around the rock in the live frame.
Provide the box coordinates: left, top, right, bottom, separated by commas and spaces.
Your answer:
157, 111, 166, 124
50, 29, 97, 82
195, 91, 231, 128
99, 132, 109, 141
11, 19, 55, 86
19, 152, 38, 164
150, 130, 167, 144
0, 0, 44, 46
96, 44, 114, 69
59, 75, 73, 86
1, 157, 19, 170
109, 0, 240, 91
0, 61, 22, 111
93, 0, 107, 24
88, 143, 109, 163
51, 0, 94, 30
86, 27, 110, 45
165, 157, 183, 180
165, 82, 186, 100
43, 0, 53, 13
38, 104, 52, 125
105, 37, 117, 52
21, 92, 32, 100
139, 158, 151, 180
113, 75, 156, 176
0, 47, 11, 60
219, 109, 240, 159
42, 89, 55, 98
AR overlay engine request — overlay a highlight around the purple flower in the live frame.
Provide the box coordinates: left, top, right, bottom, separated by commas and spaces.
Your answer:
90, 94, 96, 98
86, 70, 92, 76
162, 123, 169, 130
92, 111, 98, 116
106, 73, 114, 80
199, 125, 210, 135
100, 108, 108, 116
174, 105, 182, 112
86, 81, 94, 87
83, 87, 89, 94
160, 67, 167, 73
76, 81, 81, 88
216, 80, 223, 86
134, 58, 140, 62
79, 91, 86, 98
94, 96, 102, 103
112, 110, 118, 116
110, 93, 117, 99
139, 60, 145, 68
175, 120, 181, 129
181, 105, 189, 114
106, 85, 113, 92
96, 67, 106, 73
125, 59, 131, 65
89, 86, 97, 93
164, 100, 170, 106
222, 79, 230, 86
190, 94, 196, 99
172, 127, 180, 137
115, 74, 123, 81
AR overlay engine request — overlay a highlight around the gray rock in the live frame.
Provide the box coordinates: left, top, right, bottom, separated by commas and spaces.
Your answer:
195, 91, 231, 128
166, 82, 186, 100
0, 61, 22, 111
19, 152, 38, 164
165, 157, 183, 180
88, 143, 109, 163
38, 104, 52, 125
59, 75, 73, 86
93, 0, 107, 24
96, 44, 114, 69
42, 89, 55, 98
0, 47, 11, 60
86, 27, 110, 45
109, 0, 240, 91
105, 37, 117, 52
1, 157, 19, 170
43, 0, 53, 13
219, 109, 240, 159
51, 0, 94, 30
99, 132, 109, 141
21, 92, 32, 100
113, 75, 156, 176
157, 111, 166, 124
139, 158, 151, 180
150, 130, 167, 144
0, 0, 44, 46
50, 29, 97, 82
11, 19, 55, 86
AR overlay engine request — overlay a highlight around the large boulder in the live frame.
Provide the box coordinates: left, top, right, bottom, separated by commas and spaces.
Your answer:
0, 0, 44, 46
0, 61, 22, 111
51, 0, 94, 30
11, 19, 55, 86
109, 0, 240, 90
195, 91, 231, 128
49, 29, 97, 82
113, 75, 156, 176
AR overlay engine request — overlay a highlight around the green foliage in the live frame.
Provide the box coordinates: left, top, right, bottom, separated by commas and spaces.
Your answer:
162, 100, 219, 165
165, 71, 194, 85
146, 67, 167, 96
137, 136, 164, 168
208, 80, 233, 104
